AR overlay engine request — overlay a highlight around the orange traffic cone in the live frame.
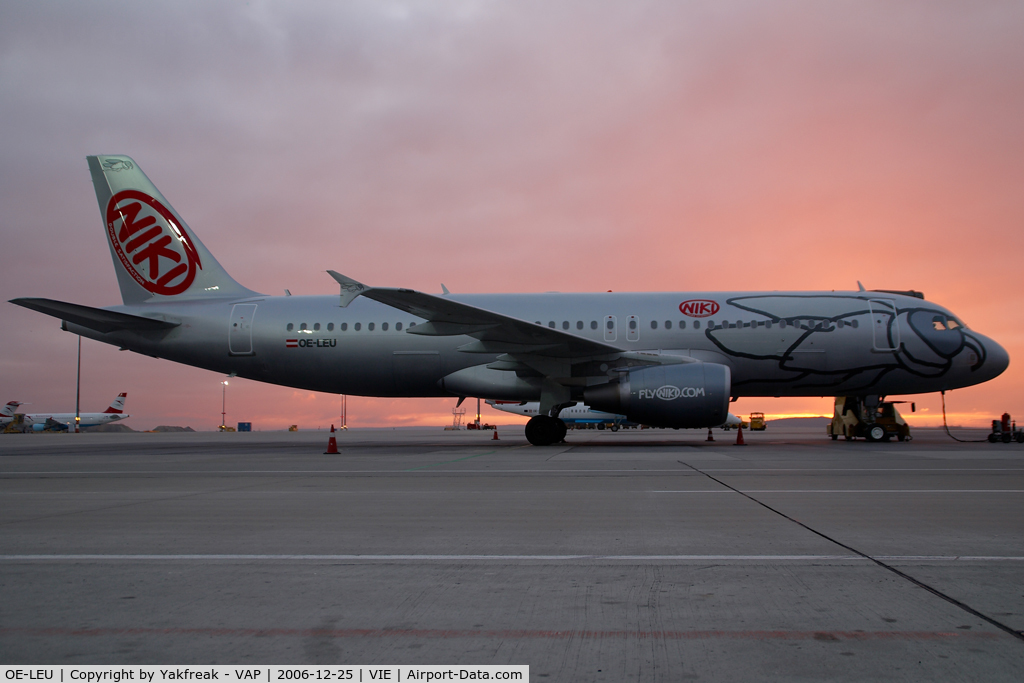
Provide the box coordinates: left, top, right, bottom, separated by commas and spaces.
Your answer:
324, 424, 339, 454
734, 423, 746, 446
492, 427, 499, 440
706, 428, 715, 442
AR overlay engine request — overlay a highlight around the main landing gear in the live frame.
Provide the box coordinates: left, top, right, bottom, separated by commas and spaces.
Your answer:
525, 415, 567, 446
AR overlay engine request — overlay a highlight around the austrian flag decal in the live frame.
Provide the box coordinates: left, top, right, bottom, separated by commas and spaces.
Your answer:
106, 190, 202, 296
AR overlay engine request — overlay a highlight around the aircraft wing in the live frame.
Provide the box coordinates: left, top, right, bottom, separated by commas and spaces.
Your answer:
328, 271, 691, 369
9, 298, 180, 334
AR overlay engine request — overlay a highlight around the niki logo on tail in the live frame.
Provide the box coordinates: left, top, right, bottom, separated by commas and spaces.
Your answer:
106, 190, 202, 296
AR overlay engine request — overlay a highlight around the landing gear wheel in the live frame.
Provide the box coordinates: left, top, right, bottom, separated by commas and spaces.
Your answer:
866, 425, 885, 442
830, 434, 838, 441
525, 415, 566, 446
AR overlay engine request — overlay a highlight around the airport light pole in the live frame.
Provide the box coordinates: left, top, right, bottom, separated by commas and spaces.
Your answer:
221, 380, 228, 430
75, 336, 81, 433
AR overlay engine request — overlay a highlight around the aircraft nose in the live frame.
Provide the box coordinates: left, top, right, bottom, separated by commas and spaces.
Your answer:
978, 334, 1010, 380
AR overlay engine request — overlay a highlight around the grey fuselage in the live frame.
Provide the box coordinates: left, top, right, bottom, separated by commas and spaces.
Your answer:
67, 290, 1009, 400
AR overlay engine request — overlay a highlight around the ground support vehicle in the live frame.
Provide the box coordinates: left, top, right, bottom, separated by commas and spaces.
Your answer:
988, 413, 1024, 443
827, 396, 911, 442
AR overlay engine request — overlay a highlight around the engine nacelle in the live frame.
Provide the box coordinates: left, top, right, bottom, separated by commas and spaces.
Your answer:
584, 363, 731, 428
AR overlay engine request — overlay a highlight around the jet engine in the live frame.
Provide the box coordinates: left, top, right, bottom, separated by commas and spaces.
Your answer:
584, 363, 731, 429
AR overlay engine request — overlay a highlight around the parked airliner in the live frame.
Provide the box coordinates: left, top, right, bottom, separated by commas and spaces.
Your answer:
10, 156, 1009, 445
0, 393, 128, 430
487, 400, 743, 431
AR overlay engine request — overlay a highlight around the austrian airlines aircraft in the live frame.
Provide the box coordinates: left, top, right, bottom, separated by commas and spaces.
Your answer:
487, 399, 743, 431
10, 156, 1010, 445
0, 393, 128, 430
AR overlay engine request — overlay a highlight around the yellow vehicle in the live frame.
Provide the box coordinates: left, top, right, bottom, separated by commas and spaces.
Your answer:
827, 397, 911, 442
749, 412, 767, 431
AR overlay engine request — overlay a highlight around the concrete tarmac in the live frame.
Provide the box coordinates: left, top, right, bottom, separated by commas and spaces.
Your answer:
1, 425, 1022, 680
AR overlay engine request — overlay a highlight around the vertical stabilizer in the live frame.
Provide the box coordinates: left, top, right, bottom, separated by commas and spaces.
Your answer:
88, 155, 258, 305
103, 393, 127, 414
1, 401, 23, 417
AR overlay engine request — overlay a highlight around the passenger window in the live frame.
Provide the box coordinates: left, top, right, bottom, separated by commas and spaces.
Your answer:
300, 323, 307, 330
837, 319, 844, 328
765, 320, 772, 329
651, 320, 658, 330
577, 321, 583, 330
629, 319, 637, 330
354, 323, 361, 331
548, 321, 555, 328
607, 320, 614, 330
679, 321, 686, 330
779, 319, 787, 329
286, 323, 294, 331
327, 323, 334, 331
591, 321, 598, 330
851, 319, 859, 328
314, 323, 321, 331
341, 322, 348, 331
693, 320, 700, 329
382, 322, 389, 331
665, 320, 672, 329
409, 322, 416, 327
536, 321, 542, 325
368, 322, 375, 331
396, 322, 403, 331
562, 321, 569, 330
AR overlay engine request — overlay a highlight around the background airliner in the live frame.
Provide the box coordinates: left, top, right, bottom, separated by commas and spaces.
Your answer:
0, 393, 128, 431
10, 156, 1009, 445
487, 399, 744, 432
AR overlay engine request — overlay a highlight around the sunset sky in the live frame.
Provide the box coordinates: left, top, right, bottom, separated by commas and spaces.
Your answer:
2, 1, 1022, 431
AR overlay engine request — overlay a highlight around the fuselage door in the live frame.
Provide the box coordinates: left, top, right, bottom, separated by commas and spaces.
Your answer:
868, 299, 900, 351
626, 315, 639, 342
229, 303, 257, 356
604, 315, 617, 342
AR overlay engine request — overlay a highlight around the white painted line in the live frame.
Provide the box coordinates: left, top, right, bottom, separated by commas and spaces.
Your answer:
1, 554, 1021, 562
653, 490, 1024, 493
4, 468, 1024, 474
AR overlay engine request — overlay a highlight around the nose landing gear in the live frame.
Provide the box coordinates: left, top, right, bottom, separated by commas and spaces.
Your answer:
525, 415, 568, 446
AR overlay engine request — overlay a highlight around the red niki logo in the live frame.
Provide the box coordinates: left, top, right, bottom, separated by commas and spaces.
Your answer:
106, 190, 202, 296
679, 299, 720, 318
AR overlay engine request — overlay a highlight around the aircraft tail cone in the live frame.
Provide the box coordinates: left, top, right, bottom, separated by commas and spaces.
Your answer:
706, 429, 715, 442
734, 424, 746, 446
492, 427, 499, 441
324, 424, 339, 454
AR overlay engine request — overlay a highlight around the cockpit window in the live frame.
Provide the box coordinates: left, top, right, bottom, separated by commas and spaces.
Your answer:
932, 314, 963, 331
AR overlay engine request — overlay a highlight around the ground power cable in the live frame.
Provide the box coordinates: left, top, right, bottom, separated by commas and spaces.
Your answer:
677, 459, 1024, 643
941, 390, 988, 443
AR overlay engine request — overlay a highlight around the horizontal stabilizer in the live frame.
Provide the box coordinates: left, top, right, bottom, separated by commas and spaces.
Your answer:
9, 298, 180, 334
